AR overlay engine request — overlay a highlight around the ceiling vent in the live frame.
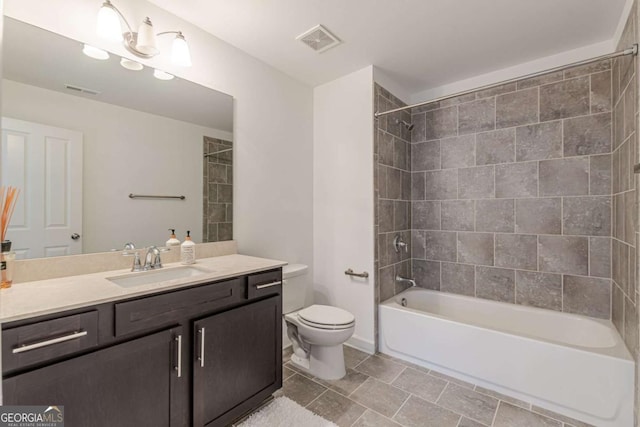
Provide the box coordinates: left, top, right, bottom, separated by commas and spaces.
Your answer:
296, 25, 341, 53
64, 84, 100, 96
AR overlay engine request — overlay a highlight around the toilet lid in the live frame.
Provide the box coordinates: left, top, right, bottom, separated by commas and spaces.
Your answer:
298, 305, 355, 327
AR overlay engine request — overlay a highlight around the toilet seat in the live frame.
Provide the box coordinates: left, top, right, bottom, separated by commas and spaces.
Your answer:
297, 305, 355, 330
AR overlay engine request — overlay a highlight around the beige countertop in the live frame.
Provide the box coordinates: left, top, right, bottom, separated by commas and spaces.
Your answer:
0, 254, 287, 324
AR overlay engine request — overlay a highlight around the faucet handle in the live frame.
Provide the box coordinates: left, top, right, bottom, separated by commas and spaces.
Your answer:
123, 251, 143, 272
153, 248, 170, 269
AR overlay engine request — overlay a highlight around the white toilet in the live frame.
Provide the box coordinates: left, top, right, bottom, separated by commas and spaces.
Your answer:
283, 264, 355, 380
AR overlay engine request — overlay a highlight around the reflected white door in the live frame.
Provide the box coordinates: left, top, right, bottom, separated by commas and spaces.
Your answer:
1, 118, 83, 259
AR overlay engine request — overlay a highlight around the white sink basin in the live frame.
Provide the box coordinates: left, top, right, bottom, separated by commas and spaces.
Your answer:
107, 266, 212, 288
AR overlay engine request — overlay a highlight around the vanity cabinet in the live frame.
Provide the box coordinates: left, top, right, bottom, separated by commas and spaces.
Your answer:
1, 268, 283, 427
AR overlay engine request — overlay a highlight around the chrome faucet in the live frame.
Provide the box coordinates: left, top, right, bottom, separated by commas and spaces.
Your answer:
396, 275, 417, 287
144, 246, 164, 270
393, 235, 408, 253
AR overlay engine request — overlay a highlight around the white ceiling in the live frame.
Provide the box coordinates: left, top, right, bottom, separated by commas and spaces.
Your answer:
149, 0, 627, 95
3, 17, 233, 132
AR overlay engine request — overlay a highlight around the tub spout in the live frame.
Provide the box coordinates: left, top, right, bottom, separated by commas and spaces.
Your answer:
396, 275, 417, 287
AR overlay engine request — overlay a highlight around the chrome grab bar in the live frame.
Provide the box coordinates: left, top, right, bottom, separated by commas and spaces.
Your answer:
345, 269, 369, 278
198, 328, 205, 368
256, 280, 282, 289
175, 334, 183, 378
13, 330, 87, 354
129, 193, 186, 200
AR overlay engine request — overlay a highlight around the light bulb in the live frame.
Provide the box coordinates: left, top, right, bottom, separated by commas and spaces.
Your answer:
96, 1, 123, 42
120, 58, 143, 71
136, 17, 159, 56
171, 33, 192, 67
153, 69, 174, 80
83, 44, 110, 60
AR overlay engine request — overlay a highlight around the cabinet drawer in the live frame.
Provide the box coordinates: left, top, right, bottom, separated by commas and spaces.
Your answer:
2, 311, 98, 373
247, 269, 282, 299
115, 278, 245, 337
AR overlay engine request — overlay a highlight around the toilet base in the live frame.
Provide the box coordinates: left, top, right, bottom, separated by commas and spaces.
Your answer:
289, 344, 347, 380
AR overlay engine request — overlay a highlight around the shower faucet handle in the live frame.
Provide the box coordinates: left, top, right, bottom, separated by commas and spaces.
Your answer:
393, 234, 408, 253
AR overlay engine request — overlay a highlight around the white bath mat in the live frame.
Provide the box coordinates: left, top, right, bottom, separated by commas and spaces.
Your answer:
237, 396, 338, 427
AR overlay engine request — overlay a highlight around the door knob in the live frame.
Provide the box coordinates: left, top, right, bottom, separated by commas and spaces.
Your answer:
71, 233, 81, 240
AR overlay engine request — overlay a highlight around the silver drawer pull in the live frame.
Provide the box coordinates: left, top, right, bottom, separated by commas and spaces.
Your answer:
13, 330, 87, 354
198, 328, 206, 367
345, 269, 369, 278
175, 334, 183, 378
256, 280, 282, 290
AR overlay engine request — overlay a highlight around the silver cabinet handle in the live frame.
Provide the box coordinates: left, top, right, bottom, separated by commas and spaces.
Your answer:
256, 280, 282, 290
175, 334, 183, 378
198, 327, 205, 367
12, 330, 87, 354
345, 269, 369, 278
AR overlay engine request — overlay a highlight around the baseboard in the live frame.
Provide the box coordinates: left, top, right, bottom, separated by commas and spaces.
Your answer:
346, 335, 375, 354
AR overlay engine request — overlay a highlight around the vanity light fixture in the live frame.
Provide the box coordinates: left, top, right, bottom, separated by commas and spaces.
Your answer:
120, 58, 143, 71
153, 69, 174, 81
82, 44, 110, 60
96, 0, 192, 67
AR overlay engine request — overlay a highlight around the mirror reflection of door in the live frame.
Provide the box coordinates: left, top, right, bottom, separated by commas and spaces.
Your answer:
1, 117, 83, 259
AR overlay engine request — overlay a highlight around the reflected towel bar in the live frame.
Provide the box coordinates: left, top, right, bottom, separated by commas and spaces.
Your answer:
129, 193, 186, 200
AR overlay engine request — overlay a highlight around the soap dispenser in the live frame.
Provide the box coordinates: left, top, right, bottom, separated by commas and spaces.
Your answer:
180, 230, 196, 265
166, 229, 181, 247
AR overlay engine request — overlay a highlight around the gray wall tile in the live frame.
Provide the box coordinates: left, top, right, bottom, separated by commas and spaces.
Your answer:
496, 87, 539, 128
476, 128, 515, 165
458, 166, 495, 199
476, 266, 516, 303
425, 107, 458, 140
589, 237, 611, 278
411, 113, 426, 143
564, 59, 610, 79
515, 271, 562, 311
411, 172, 425, 200
425, 231, 457, 262
515, 198, 561, 234
540, 77, 590, 121
459, 98, 496, 134
589, 154, 611, 196
563, 275, 611, 319
458, 233, 494, 266
441, 262, 475, 296
515, 121, 562, 162
413, 259, 441, 290
441, 135, 475, 169
412, 140, 440, 171
539, 158, 589, 196
441, 200, 474, 231
476, 199, 514, 232
426, 170, 458, 200
495, 162, 538, 198
495, 234, 537, 270
591, 70, 612, 113
538, 236, 588, 275
563, 113, 612, 156
516, 70, 563, 90
563, 196, 611, 237
412, 201, 441, 230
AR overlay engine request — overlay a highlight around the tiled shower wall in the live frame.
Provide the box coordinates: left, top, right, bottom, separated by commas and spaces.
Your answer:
374, 85, 413, 306
408, 64, 613, 319
612, 2, 640, 423
203, 136, 233, 242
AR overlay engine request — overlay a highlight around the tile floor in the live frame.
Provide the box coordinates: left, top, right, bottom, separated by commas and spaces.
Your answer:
276, 346, 593, 427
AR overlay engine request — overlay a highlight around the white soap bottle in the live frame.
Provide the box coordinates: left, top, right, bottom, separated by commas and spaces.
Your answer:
180, 230, 196, 265
166, 229, 181, 247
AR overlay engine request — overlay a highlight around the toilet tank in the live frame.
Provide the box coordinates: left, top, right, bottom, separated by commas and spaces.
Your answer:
283, 264, 309, 314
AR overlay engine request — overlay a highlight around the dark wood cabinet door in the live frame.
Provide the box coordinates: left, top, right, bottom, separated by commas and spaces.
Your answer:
193, 296, 282, 427
3, 327, 185, 427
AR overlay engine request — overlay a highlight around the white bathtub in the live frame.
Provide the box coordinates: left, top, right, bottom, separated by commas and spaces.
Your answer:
379, 288, 634, 427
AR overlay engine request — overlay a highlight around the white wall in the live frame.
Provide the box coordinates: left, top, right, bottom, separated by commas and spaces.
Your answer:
3, 79, 230, 252
313, 66, 375, 353
4, 0, 314, 278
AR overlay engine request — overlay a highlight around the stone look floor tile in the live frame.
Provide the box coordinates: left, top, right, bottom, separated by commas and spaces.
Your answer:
436, 383, 499, 425
355, 355, 406, 383
393, 395, 460, 427
345, 346, 370, 369
458, 417, 487, 427
494, 402, 561, 427
352, 409, 402, 427
305, 390, 366, 427
282, 366, 295, 381
391, 367, 447, 402
284, 361, 315, 379
281, 374, 327, 407
350, 377, 409, 418
474, 385, 531, 410
531, 406, 595, 427
315, 368, 369, 395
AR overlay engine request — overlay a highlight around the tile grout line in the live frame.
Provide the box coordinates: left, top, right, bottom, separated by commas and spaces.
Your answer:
490, 400, 501, 427
390, 392, 412, 421
304, 388, 328, 409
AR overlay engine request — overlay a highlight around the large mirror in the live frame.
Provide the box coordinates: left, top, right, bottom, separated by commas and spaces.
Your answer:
1, 17, 234, 260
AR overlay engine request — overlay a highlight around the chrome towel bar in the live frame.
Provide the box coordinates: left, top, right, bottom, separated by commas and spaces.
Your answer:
129, 193, 186, 200
345, 268, 369, 278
